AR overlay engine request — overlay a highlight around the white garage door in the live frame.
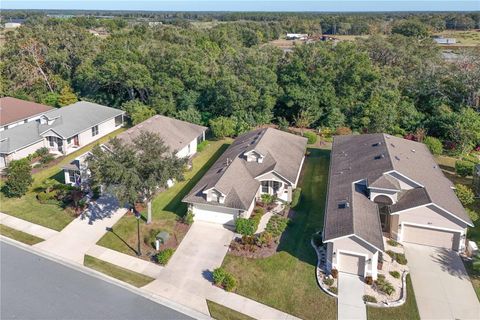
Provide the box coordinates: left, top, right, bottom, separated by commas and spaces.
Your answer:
403, 225, 460, 250
192, 205, 236, 226
338, 252, 365, 276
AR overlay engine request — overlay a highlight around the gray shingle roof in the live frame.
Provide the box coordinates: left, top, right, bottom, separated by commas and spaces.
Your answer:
183, 128, 307, 210
114, 115, 207, 153
40, 101, 124, 138
323, 133, 473, 251
0, 101, 124, 154
390, 188, 431, 213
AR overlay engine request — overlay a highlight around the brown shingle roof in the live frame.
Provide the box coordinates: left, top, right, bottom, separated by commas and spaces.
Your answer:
0, 97, 53, 126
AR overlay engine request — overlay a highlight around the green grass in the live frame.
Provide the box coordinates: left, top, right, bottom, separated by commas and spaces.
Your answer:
83, 255, 154, 287
97, 139, 231, 256
367, 275, 420, 320
0, 128, 126, 231
207, 300, 254, 320
0, 224, 44, 245
222, 148, 337, 320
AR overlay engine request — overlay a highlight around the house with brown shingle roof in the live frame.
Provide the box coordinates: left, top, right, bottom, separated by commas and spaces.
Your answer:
323, 133, 473, 280
183, 128, 307, 225
0, 97, 53, 131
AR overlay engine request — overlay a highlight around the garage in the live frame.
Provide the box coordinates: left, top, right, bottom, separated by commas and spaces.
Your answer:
337, 252, 365, 276
402, 224, 460, 250
191, 204, 237, 226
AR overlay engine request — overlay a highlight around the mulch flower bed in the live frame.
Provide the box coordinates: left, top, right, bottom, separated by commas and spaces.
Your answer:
228, 237, 280, 259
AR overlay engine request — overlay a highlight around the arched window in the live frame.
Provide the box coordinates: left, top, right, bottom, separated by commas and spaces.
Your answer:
373, 195, 393, 233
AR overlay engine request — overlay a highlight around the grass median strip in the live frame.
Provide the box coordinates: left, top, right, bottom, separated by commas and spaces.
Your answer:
207, 300, 254, 320
83, 255, 154, 288
0, 224, 44, 245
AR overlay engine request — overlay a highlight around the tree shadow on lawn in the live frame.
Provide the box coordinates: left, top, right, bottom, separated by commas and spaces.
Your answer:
163, 144, 230, 216
276, 148, 331, 268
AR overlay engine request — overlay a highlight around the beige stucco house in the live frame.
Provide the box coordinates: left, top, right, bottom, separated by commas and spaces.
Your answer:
323, 134, 473, 279
183, 128, 307, 226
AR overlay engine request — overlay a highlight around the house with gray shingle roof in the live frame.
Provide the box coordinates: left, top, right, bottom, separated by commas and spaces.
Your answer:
323, 133, 473, 280
183, 128, 307, 226
0, 100, 124, 168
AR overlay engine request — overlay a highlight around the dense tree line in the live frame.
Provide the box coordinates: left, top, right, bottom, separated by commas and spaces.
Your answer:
1, 16, 479, 153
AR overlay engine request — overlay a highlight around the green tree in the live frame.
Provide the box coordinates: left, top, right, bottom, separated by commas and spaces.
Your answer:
175, 107, 203, 125
88, 131, 187, 224
209, 117, 236, 138
2, 159, 33, 198
122, 100, 156, 125
391, 20, 430, 38
452, 108, 480, 154
423, 136, 443, 155
57, 86, 78, 107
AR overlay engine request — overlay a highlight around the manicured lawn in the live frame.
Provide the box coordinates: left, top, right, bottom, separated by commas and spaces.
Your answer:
207, 300, 254, 320
367, 275, 420, 320
97, 139, 231, 257
222, 148, 337, 320
0, 224, 44, 245
83, 255, 154, 287
0, 128, 126, 231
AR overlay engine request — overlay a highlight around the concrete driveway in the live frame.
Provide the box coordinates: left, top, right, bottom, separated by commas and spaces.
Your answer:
405, 243, 480, 320
338, 273, 366, 320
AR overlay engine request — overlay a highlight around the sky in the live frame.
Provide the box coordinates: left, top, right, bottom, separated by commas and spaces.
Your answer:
1, 0, 479, 12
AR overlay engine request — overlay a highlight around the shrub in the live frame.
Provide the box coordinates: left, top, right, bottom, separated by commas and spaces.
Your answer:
156, 248, 175, 266
424, 136, 443, 155
312, 233, 323, 247
323, 278, 334, 286
328, 286, 338, 294
395, 253, 408, 265
365, 276, 373, 285
265, 215, 289, 237
363, 295, 377, 303
209, 117, 236, 138
235, 218, 256, 236
386, 250, 396, 259
331, 269, 338, 279
387, 239, 399, 247
212, 267, 227, 285
335, 126, 352, 136
39, 153, 55, 165
253, 206, 265, 216
37, 191, 59, 204
467, 208, 479, 222
256, 231, 273, 247
2, 159, 33, 198
35, 147, 49, 157
375, 276, 396, 296
303, 131, 317, 144
260, 193, 276, 205
291, 188, 301, 208
277, 117, 289, 132
197, 140, 209, 152
390, 271, 401, 279
223, 273, 237, 292
455, 160, 474, 177
455, 184, 475, 206
183, 210, 194, 225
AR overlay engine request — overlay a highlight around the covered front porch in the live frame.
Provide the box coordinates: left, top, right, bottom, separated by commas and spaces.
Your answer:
259, 180, 292, 202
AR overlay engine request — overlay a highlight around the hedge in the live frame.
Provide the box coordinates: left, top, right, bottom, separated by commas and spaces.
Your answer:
455, 160, 474, 177
303, 131, 317, 144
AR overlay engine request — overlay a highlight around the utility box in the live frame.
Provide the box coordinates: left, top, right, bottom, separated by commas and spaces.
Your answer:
155, 231, 170, 250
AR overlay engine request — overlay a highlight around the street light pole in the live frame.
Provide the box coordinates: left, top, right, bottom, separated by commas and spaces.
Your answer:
134, 208, 141, 256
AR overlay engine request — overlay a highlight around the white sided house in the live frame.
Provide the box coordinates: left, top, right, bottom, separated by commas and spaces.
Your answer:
0, 101, 124, 169
183, 128, 307, 226
62, 115, 207, 187
322, 134, 473, 280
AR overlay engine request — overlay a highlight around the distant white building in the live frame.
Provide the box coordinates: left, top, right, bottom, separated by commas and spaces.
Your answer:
4, 22, 21, 29
433, 37, 456, 45
286, 33, 308, 40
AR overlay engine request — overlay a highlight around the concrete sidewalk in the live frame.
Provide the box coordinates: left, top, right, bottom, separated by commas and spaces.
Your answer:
0, 212, 59, 240
35, 196, 127, 264
87, 244, 163, 278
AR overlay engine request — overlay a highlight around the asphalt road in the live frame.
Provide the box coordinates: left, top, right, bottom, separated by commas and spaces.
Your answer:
0, 241, 194, 320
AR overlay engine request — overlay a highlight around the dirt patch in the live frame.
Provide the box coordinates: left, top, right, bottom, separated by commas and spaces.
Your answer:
228, 237, 280, 259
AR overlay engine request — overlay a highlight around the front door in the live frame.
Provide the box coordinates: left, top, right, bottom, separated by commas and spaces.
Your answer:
73, 135, 79, 146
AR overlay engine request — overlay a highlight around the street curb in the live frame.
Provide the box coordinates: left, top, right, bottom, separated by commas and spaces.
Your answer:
0, 235, 211, 320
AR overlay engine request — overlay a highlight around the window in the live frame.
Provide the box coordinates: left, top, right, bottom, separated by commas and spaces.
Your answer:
24, 119, 28, 124
68, 170, 77, 183
261, 181, 269, 193
47, 136, 55, 147
115, 115, 123, 127
91, 125, 99, 136
272, 181, 281, 192
67, 138, 72, 144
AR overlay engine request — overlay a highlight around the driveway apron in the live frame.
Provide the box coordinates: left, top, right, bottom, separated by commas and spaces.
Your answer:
405, 243, 480, 320
338, 273, 366, 320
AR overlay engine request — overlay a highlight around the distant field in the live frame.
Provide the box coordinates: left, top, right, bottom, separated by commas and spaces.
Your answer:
433, 29, 480, 47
